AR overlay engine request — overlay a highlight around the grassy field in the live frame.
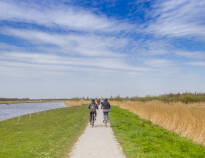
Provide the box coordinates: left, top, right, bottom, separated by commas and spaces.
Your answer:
0, 105, 88, 158
110, 106, 205, 158
111, 100, 205, 146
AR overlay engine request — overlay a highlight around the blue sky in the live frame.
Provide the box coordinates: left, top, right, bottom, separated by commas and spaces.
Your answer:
0, 0, 205, 98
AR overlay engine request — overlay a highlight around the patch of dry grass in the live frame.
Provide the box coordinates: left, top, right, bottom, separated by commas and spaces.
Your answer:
111, 100, 205, 146
64, 100, 89, 106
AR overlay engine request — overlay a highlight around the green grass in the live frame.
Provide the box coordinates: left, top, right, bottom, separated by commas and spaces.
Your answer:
110, 106, 205, 158
0, 105, 88, 158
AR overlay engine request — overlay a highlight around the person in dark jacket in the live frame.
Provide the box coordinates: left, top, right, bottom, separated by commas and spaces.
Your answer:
88, 99, 98, 122
101, 98, 111, 121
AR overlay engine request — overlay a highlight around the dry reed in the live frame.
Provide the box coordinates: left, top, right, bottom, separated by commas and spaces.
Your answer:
64, 100, 89, 106
111, 100, 205, 146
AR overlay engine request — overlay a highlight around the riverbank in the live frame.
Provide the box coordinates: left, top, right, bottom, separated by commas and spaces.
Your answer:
0, 105, 88, 158
0, 102, 67, 121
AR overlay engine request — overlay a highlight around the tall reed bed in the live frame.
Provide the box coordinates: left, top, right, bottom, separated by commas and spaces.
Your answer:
111, 100, 205, 146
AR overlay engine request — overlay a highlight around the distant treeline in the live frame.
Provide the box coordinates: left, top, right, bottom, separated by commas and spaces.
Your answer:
70, 93, 205, 103
0, 98, 30, 101
0, 98, 69, 102
72, 93, 205, 103
2, 93, 205, 103
109, 93, 205, 103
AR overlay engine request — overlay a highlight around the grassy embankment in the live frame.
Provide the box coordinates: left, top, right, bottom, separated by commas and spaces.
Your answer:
0, 105, 88, 158
111, 106, 205, 158
111, 100, 205, 146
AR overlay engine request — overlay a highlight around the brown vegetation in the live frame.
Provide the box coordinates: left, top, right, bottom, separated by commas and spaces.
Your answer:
64, 100, 89, 106
111, 100, 205, 146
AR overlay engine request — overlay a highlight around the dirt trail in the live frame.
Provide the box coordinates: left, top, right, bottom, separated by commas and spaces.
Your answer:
69, 109, 126, 158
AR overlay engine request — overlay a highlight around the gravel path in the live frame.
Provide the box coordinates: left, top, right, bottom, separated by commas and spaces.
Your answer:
69, 109, 126, 158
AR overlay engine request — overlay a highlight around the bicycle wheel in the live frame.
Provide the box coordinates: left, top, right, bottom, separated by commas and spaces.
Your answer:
105, 112, 108, 127
92, 113, 95, 128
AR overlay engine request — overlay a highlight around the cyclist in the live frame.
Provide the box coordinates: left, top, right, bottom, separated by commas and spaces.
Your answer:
97, 98, 101, 108
88, 99, 98, 123
101, 98, 110, 122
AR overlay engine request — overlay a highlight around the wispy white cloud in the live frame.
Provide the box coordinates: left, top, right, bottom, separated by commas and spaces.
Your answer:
1, 28, 129, 57
144, 58, 174, 68
1, 0, 205, 98
0, 51, 151, 73
0, 0, 133, 32
187, 61, 205, 66
175, 51, 205, 59
147, 0, 205, 38
131, 38, 205, 60
131, 39, 172, 55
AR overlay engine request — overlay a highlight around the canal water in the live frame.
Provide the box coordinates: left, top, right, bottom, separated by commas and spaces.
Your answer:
0, 102, 68, 121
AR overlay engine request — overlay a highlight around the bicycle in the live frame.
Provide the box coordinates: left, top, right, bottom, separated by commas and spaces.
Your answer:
90, 112, 95, 128
103, 110, 109, 127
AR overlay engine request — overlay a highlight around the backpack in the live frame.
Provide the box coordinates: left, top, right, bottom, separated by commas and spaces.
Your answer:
90, 104, 96, 112
102, 101, 110, 109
